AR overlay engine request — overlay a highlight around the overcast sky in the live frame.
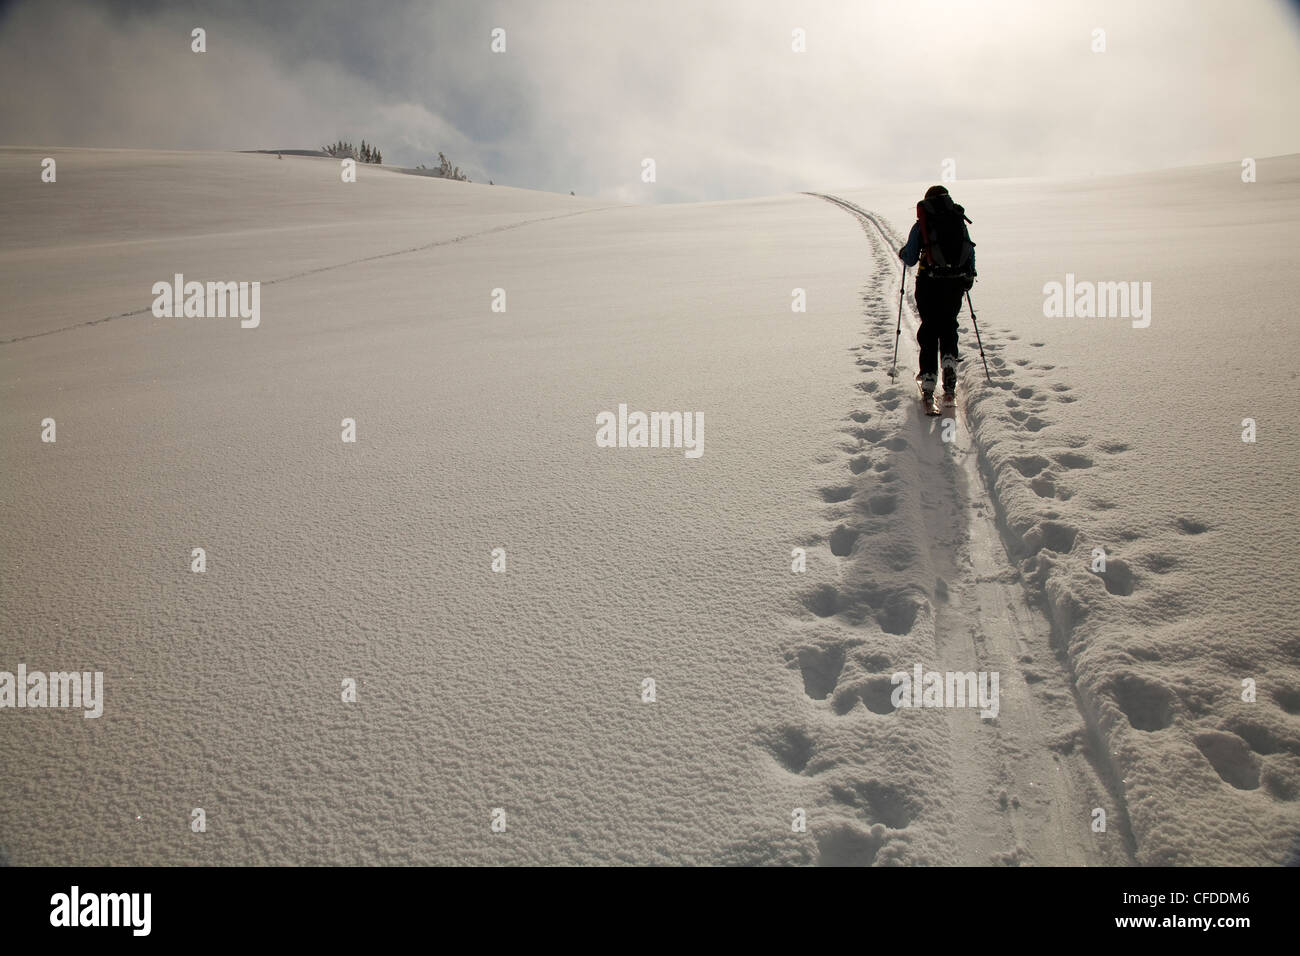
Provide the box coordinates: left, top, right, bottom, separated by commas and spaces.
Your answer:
2, 0, 1298, 201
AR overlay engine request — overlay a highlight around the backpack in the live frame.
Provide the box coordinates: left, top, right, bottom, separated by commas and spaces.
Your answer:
916, 194, 975, 278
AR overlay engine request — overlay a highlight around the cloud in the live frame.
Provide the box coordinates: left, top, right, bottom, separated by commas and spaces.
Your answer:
2, 0, 1298, 200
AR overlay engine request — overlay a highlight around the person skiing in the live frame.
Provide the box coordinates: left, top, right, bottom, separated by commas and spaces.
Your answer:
897, 185, 976, 407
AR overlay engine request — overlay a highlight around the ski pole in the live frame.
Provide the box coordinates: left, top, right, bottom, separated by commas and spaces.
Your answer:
966, 290, 992, 382
889, 266, 905, 379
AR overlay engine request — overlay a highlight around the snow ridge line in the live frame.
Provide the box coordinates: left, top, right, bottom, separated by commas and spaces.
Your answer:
804, 192, 1139, 863
0, 205, 615, 346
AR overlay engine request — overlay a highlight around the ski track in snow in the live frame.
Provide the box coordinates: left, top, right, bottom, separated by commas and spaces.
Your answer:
754, 193, 1136, 865
0, 206, 612, 346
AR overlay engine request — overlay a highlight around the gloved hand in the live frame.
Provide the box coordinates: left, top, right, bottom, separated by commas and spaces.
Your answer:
961, 273, 975, 291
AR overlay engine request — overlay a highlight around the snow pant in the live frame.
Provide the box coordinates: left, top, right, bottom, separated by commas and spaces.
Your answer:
914, 276, 964, 377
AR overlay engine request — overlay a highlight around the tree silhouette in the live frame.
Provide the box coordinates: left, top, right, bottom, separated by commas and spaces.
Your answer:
321, 139, 384, 164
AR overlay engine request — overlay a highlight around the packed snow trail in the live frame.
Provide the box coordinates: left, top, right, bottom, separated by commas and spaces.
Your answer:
774, 193, 1136, 865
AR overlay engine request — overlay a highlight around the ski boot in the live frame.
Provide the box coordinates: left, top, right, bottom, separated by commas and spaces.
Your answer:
941, 355, 957, 402
917, 372, 939, 415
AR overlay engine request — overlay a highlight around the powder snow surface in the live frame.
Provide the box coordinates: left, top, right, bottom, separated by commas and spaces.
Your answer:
840, 159, 1300, 864
1, 149, 1297, 865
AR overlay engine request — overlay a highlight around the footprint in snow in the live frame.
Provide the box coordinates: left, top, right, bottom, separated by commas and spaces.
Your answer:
1098, 558, 1135, 596
1010, 454, 1051, 477
1053, 452, 1093, 470
1109, 673, 1176, 732
802, 584, 842, 618
760, 724, 816, 775
819, 485, 854, 503
832, 676, 900, 717
787, 642, 851, 701
829, 524, 860, 556
1195, 732, 1261, 790
828, 779, 918, 829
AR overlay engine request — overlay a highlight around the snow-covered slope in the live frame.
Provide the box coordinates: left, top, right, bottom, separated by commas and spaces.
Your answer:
1, 148, 1296, 865
0, 148, 874, 865
836, 157, 1300, 865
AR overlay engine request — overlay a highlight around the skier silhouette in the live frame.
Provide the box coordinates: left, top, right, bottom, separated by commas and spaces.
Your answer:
897, 185, 976, 405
